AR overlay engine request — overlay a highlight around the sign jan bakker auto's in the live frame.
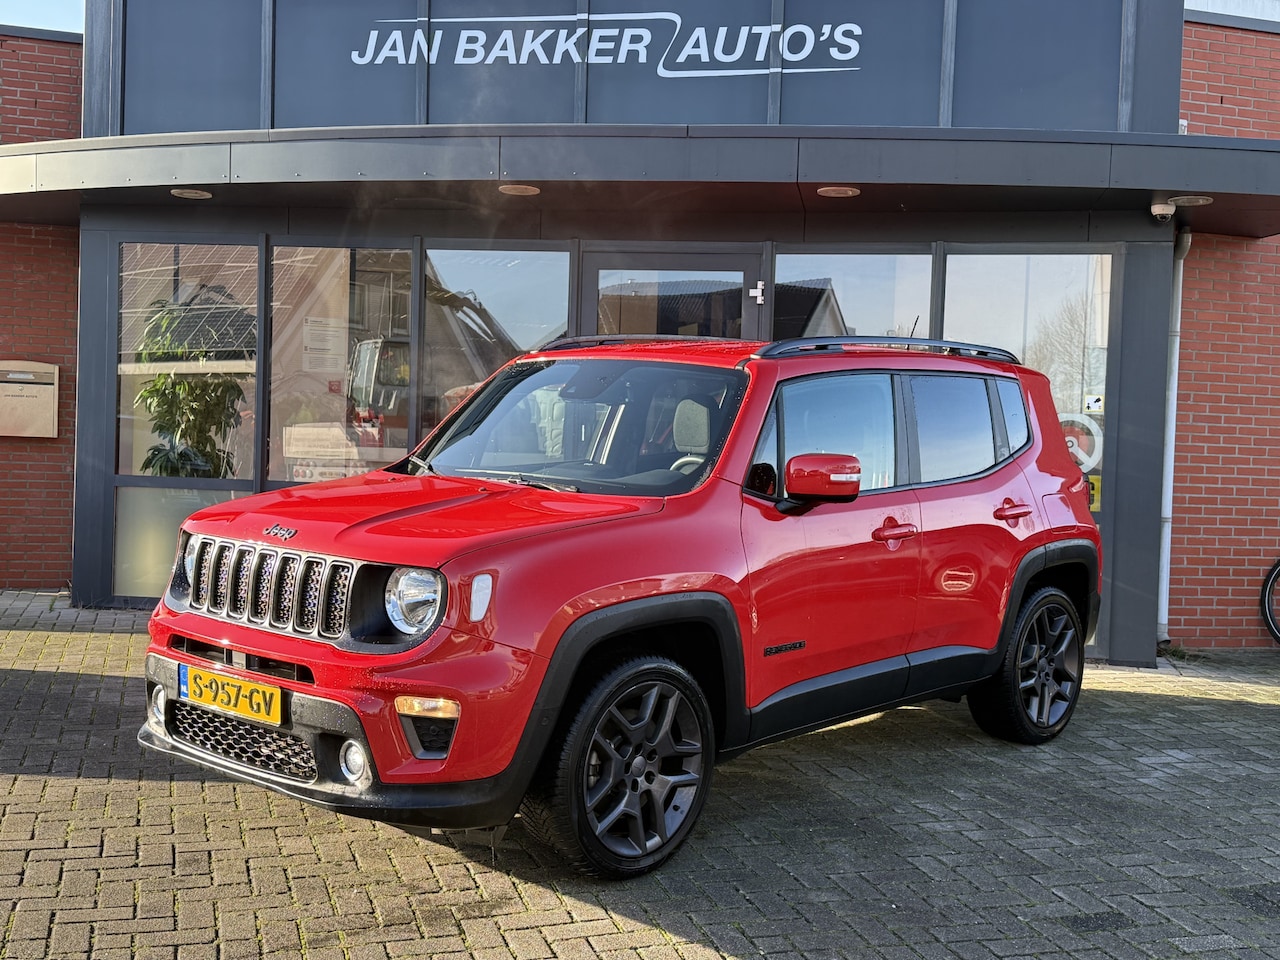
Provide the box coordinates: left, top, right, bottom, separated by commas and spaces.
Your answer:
351, 13, 863, 78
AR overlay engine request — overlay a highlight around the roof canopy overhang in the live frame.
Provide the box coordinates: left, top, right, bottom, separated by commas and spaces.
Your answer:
2, 125, 1277, 238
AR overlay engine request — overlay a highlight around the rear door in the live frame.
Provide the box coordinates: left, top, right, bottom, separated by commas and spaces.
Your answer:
905, 373, 1040, 655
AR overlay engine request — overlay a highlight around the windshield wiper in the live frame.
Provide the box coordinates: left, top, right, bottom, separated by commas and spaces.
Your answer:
510, 474, 579, 493
408, 454, 435, 475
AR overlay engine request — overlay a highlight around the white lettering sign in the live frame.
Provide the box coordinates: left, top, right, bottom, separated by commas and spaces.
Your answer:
351, 13, 863, 78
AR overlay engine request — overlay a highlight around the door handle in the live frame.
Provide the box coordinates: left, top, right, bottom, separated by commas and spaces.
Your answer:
993, 500, 1033, 521
872, 521, 919, 542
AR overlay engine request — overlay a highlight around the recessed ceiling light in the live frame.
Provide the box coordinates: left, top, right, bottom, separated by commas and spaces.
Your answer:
816, 185, 861, 198
498, 183, 541, 196
170, 188, 213, 200
1168, 195, 1214, 207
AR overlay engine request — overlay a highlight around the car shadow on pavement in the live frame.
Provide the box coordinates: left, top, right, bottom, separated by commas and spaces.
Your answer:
0, 666, 214, 782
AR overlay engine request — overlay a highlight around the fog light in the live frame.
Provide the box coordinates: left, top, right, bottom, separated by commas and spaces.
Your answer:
149, 685, 167, 726
338, 740, 368, 783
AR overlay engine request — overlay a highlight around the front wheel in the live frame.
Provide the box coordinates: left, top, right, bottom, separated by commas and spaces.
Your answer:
968, 586, 1085, 744
520, 657, 715, 878
1259, 558, 1280, 644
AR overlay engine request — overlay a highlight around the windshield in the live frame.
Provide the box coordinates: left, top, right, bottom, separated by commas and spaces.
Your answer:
398, 357, 747, 496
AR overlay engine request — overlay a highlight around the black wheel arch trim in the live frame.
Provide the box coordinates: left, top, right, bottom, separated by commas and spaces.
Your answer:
469, 592, 748, 819
998, 539, 1100, 660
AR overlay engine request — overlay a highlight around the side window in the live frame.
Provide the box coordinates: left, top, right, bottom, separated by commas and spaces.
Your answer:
910, 375, 996, 482
780, 373, 897, 492
996, 378, 1030, 452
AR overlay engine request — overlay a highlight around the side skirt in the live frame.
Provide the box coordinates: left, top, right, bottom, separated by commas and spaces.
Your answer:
726, 646, 998, 760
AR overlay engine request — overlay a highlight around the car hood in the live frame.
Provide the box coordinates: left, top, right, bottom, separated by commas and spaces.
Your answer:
183, 470, 663, 566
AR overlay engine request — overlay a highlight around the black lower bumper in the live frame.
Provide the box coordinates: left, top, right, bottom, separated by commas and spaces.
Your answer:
138, 654, 525, 830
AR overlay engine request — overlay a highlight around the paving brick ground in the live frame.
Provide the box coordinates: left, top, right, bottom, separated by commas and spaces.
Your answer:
2, 588, 1280, 959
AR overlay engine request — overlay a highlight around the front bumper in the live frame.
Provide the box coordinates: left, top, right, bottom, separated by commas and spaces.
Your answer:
138, 654, 525, 829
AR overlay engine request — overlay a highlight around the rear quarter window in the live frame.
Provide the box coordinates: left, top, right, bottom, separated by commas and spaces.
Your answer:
910, 374, 997, 483
996, 378, 1030, 452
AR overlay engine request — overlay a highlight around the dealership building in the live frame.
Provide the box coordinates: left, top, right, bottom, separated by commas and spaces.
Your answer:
3, 0, 1280, 666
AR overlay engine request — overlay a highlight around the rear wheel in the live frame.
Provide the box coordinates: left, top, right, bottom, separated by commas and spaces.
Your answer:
1260, 558, 1280, 644
968, 586, 1084, 744
520, 657, 714, 878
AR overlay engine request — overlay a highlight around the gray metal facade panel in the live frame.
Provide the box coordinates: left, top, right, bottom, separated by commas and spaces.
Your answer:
35, 145, 232, 192
797, 139, 1113, 188
230, 138, 501, 184
687, 138, 799, 182
1110, 142, 1280, 193
0, 156, 36, 194
71, 228, 116, 607
1099, 242, 1172, 667
1131, 0, 1185, 134
81, 1, 115, 138
498, 136, 697, 181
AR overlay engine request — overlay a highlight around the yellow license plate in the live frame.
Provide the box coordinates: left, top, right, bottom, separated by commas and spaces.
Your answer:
178, 664, 282, 725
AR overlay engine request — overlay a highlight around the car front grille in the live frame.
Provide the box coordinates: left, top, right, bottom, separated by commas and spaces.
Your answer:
170, 700, 317, 781
184, 537, 354, 641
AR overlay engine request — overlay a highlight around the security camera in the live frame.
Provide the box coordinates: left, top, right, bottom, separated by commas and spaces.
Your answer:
1151, 202, 1176, 222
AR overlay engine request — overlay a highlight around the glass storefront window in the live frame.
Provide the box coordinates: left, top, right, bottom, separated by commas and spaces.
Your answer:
421, 249, 569, 430
596, 268, 743, 338
773, 254, 932, 339
113, 487, 243, 597
117, 243, 259, 479
943, 253, 1111, 512
270, 247, 412, 483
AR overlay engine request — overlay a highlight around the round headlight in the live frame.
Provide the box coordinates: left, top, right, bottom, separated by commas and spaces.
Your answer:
385, 567, 446, 636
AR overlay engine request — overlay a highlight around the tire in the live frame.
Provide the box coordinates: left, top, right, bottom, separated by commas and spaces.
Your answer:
1260, 558, 1280, 645
520, 657, 715, 878
968, 586, 1085, 744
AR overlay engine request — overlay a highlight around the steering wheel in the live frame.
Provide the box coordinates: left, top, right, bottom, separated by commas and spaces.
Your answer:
669, 455, 705, 474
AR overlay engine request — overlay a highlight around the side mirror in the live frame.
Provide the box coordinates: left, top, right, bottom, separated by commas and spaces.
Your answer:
782, 453, 861, 508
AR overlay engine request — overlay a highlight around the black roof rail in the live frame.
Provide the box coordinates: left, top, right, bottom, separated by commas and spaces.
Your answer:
538, 334, 715, 352
752, 336, 1020, 364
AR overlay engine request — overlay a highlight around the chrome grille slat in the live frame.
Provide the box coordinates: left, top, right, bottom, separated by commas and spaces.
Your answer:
186, 537, 353, 641
210, 544, 233, 612
275, 555, 300, 628
229, 547, 253, 618
251, 551, 276, 623
193, 540, 213, 607
297, 560, 324, 633
323, 565, 352, 638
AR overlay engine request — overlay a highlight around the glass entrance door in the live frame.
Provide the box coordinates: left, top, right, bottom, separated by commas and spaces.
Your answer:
581, 252, 765, 340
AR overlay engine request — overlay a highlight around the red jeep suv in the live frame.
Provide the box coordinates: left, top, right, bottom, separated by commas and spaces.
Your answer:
139, 336, 1101, 877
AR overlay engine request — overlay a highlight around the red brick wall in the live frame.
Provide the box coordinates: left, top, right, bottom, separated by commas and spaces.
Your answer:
1171, 24, 1280, 645
1169, 235, 1280, 647
0, 223, 79, 587
0, 31, 81, 587
1182, 21, 1280, 138
0, 32, 81, 143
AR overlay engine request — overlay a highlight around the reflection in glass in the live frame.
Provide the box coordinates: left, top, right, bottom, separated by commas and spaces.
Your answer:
943, 254, 1111, 511
773, 254, 931, 339
270, 248, 412, 483
422, 250, 570, 430
114, 487, 242, 597
117, 243, 258, 479
596, 269, 743, 338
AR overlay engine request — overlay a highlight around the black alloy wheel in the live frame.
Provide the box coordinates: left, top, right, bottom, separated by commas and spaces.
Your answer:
968, 586, 1085, 744
521, 657, 714, 878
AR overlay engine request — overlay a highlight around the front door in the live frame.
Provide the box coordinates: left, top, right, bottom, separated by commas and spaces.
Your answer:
580, 251, 766, 340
